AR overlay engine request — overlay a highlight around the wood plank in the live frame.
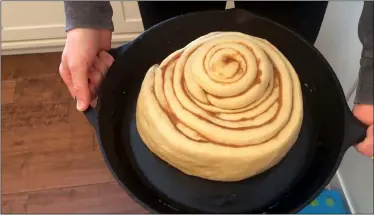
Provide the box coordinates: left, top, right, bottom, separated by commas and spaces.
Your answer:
1, 80, 16, 104
26, 182, 148, 214
1, 193, 28, 214
1, 122, 94, 157
1, 100, 69, 133
14, 73, 71, 103
1, 55, 91, 156
1, 52, 62, 80
2, 98, 93, 157
2, 149, 115, 194
2, 99, 113, 194
1, 53, 145, 213
1, 97, 91, 135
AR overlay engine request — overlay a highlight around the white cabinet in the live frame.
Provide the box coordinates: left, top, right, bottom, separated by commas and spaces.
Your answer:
1, 1, 144, 55
1, 2, 67, 42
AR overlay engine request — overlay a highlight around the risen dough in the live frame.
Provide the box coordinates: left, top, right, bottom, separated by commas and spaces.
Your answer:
136, 32, 303, 182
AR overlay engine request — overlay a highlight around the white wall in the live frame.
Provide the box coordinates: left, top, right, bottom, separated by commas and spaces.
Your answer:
315, 1, 373, 213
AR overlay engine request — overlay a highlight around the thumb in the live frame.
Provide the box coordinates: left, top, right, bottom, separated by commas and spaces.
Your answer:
70, 63, 90, 111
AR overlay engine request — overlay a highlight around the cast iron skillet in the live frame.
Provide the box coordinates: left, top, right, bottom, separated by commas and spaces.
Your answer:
84, 9, 367, 213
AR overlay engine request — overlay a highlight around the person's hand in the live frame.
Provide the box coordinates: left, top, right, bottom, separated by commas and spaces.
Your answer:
86, 50, 114, 108
59, 28, 114, 111
353, 104, 373, 157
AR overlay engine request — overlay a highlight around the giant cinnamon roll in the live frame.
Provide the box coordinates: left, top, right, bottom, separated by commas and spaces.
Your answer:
136, 32, 303, 182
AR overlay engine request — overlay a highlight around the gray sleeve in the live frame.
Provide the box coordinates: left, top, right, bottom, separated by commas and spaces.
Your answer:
64, 1, 114, 31
355, 1, 373, 104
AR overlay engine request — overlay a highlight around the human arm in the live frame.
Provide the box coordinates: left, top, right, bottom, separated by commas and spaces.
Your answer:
355, 1, 373, 105
64, 1, 114, 31
353, 1, 373, 157
60, 1, 114, 111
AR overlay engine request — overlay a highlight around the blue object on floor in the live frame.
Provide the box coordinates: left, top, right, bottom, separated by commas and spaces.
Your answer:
298, 189, 348, 214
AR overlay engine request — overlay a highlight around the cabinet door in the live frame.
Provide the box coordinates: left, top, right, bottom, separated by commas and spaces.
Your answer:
1, 1, 143, 42
113, 1, 144, 34
1, 1, 144, 54
1, 1, 66, 42
110, 1, 144, 45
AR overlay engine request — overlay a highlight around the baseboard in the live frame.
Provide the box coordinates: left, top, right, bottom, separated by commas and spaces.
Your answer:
1, 33, 140, 55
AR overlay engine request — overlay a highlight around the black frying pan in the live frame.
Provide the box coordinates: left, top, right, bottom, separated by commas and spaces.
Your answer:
84, 9, 367, 213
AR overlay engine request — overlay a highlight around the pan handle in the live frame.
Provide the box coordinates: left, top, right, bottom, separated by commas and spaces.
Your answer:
342, 106, 369, 151
83, 43, 131, 128
83, 105, 99, 130
107, 48, 119, 60
107, 43, 130, 60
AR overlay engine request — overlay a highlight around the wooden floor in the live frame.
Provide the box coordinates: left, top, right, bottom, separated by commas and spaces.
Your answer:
1, 53, 147, 214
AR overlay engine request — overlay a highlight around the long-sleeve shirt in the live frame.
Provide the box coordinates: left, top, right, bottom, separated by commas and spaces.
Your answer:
64, 1, 373, 104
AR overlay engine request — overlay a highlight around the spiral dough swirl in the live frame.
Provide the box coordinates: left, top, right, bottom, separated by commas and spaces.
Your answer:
136, 32, 303, 181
